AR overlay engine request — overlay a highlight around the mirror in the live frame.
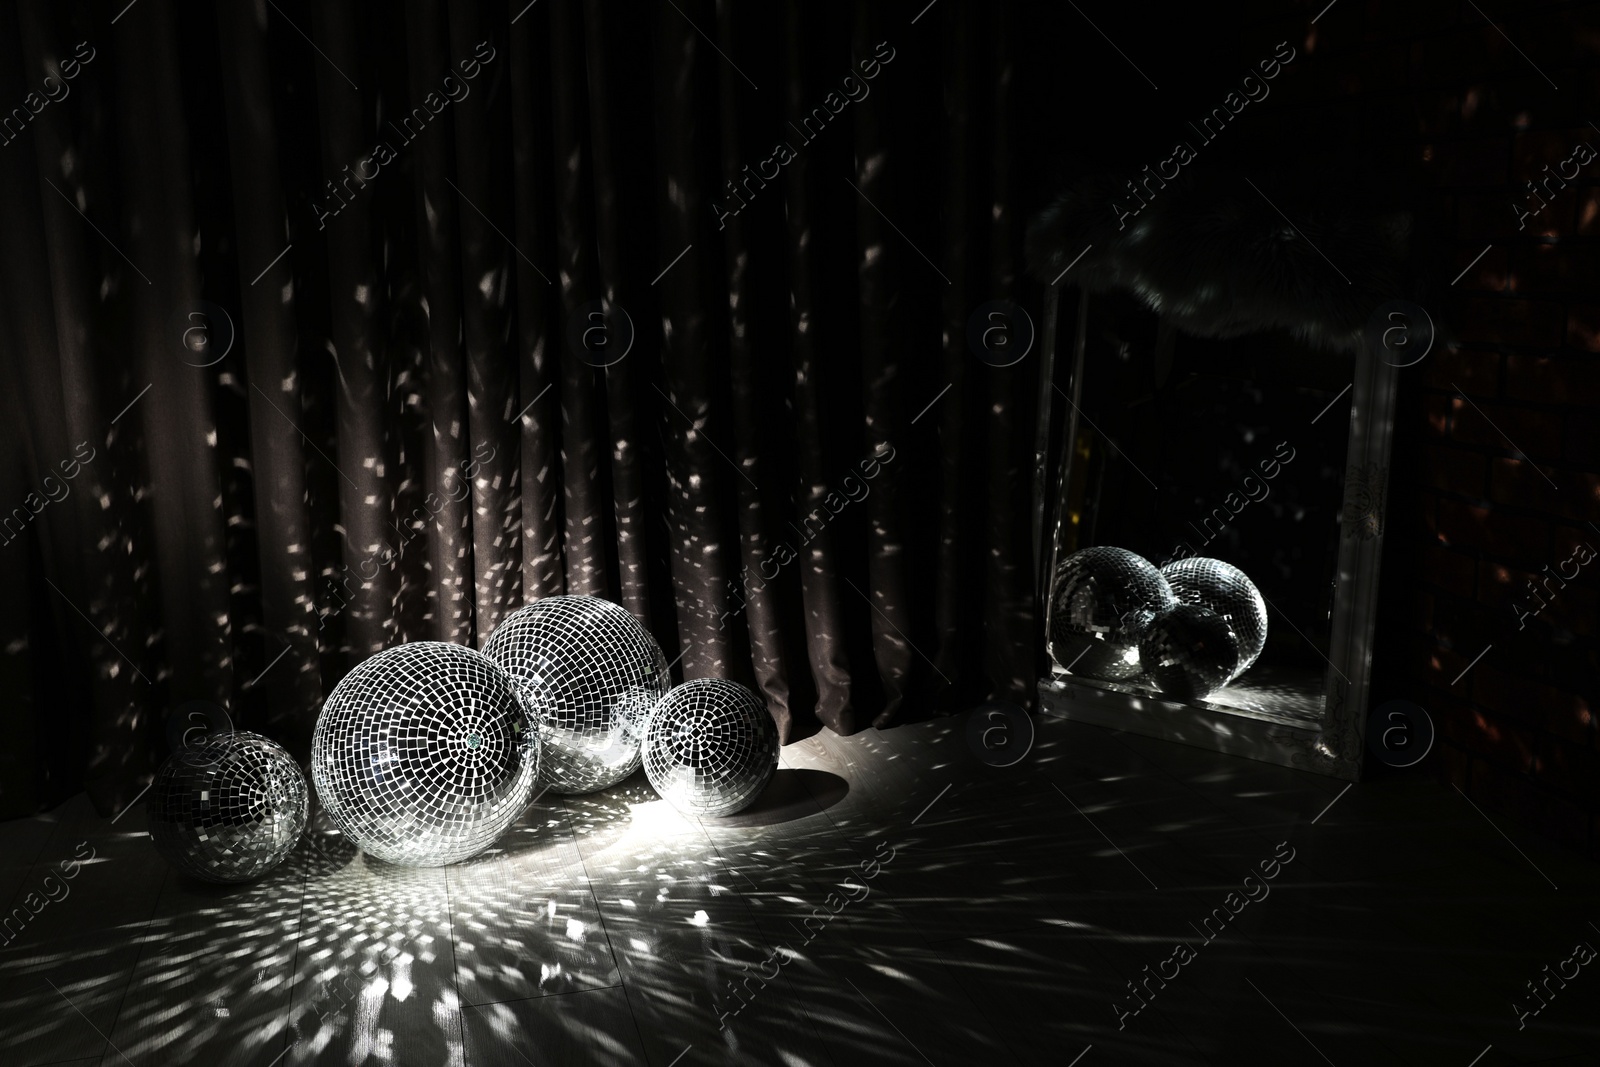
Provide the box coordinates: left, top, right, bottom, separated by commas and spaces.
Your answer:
1037, 286, 1398, 780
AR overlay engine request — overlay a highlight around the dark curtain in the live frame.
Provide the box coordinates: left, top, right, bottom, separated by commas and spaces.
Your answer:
0, 0, 1038, 819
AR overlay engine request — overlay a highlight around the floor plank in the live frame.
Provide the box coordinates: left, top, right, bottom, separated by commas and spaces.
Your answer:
461, 987, 648, 1067
449, 798, 621, 1007
279, 817, 463, 1067
94, 825, 309, 1067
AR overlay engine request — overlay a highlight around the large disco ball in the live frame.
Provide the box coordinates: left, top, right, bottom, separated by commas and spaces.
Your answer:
1048, 546, 1176, 681
642, 678, 779, 817
482, 595, 670, 795
311, 642, 540, 866
1138, 604, 1242, 701
1159, 557, 1268, 681
148, 731, 308, 884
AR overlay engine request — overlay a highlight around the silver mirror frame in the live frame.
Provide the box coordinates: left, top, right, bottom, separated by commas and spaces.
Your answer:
1035, 284, 1399, 781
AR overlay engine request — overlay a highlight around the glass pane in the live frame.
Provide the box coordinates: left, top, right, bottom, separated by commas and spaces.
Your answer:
1049, 292, 1355, 726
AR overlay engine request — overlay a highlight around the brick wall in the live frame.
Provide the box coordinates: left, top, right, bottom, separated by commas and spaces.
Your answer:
1297, 0, 1600, 856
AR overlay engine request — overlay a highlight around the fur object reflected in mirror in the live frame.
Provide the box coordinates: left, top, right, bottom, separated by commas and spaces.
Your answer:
1025, 170, 1414, 354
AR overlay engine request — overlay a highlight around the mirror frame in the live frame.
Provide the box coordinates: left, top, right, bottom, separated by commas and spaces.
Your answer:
1034, 284, 1399, 781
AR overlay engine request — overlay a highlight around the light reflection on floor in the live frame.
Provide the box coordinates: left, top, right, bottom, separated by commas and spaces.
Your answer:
1, 714, 1598, 1065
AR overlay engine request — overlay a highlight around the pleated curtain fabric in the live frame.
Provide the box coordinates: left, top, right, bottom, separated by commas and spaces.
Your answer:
0, 0, 1038, 818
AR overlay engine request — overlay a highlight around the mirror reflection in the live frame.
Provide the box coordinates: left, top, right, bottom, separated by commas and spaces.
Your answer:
1046, 291, 1356, 726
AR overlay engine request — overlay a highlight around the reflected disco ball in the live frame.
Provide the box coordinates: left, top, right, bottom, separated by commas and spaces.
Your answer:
1160, 557, 1268, 681
311, 642, 539, 866
148, 731, 308, 884
1139, 605, 1242, 701
1048, 546, 1176, 681
642, 678, 779, 817
482, 595, 670, 795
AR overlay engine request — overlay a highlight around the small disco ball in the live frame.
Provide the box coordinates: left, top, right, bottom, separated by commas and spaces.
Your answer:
1048, 546, 1176, 681
1160, 557, 1268, 681
482, 595, 670, 795
642, 678, 779, 817
311, 642, 540, 867
1138, 604, 1242, 701
148, 731, 308, 884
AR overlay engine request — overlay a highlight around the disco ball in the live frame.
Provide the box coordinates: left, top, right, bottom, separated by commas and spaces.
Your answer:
482, 595, 670, 795
1160, 557, 1268, 681
148, 731, 308, 884
1048, 546, 1176, 681
642, 678, 779, 817
1138, 604, 1242, 701
311, 642, 540, 867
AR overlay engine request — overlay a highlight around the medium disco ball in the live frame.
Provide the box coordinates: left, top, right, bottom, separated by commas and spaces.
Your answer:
148, 731, 308, 884
1159, 557, 1268, 681
1138, 604, 1242, 701
482, 595, 670, 795
311, 642, 540, 866
642, 678, 779, 817
1048, 546, 1176, 681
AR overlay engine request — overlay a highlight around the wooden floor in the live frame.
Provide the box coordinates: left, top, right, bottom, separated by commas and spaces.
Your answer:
2, 712, 1598, 1066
